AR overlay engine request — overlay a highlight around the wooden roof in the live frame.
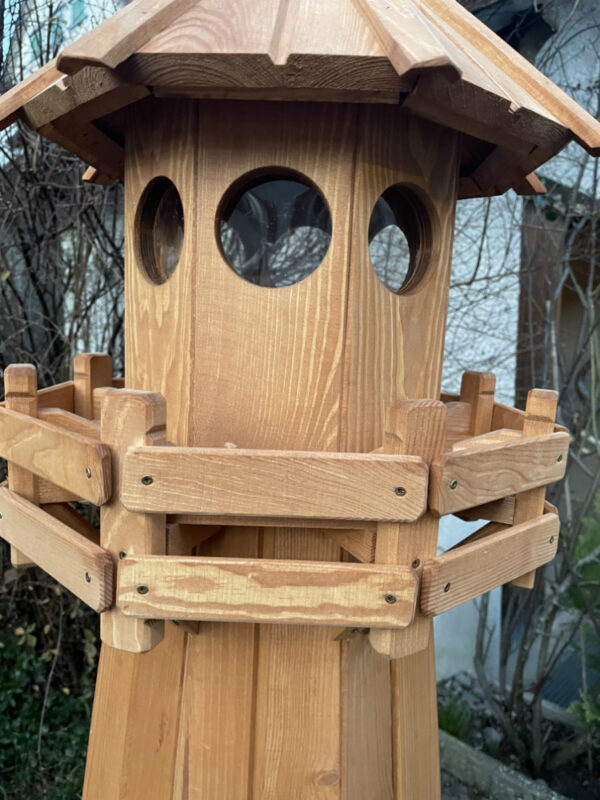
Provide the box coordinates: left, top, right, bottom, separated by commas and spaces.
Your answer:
1, 0, 599, 195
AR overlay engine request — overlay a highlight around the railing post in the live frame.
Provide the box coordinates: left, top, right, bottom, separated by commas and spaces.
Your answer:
510, 388, 559, 589
369, 399, 447, 800
100, 389, 167, 652
74, 353, 113, 420
4, 364, 39, 568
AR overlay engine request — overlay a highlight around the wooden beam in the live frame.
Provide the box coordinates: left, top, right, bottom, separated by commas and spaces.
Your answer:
117, 555, 418, 628
444, 400, 471, 449
0, 58, 61, 131
121, 447, 429, 521
429, 429, 568, 516
38, 117, 124, 182
510, 389, 560, 589
169, 513, 378, 532
100, 390, 167, 653
420, 513, 559, 616
370, 400, 446, 657
457, 496, 516, 525
0, 405, 111, 505
0, 487, 112, 611
5, 365, 39, 567
74, 353, 113, 420
23, 68, 148, 130
325, 528, 377, 563
39, 407, 100, 439
36, 380, 74, 411
459, 371, 496, 437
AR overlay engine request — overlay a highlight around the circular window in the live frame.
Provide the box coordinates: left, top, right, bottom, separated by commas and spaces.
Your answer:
218, 170, 332, 287
368, 185, 431, 293
136, 177, 184, 284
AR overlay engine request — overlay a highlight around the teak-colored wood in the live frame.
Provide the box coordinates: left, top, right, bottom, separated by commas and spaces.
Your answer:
99, 390, 167, 652
510, 389, 559, 589
73, 353, 114, 419
4, 365, 39, 567
118, 555, 418, 628
0, 405, 111, 505
459, 371, 496, 437
0, 487, 113, 611
121, 446, 428, 520
429, 429, 568, 515
420, 512, 559, 615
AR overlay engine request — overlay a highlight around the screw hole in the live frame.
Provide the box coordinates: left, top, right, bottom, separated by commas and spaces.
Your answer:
137, 584, 149, 595
118, 551, 127, 560
384, 593, 397, 604
141, 475, 154, 486
411, 558, 421, 569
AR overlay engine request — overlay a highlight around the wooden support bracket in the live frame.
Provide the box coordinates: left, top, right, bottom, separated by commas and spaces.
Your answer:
74, 352, 113, 420
420, 512, 559, 616
100, 389, 167, 653
121, 446, 429, 521
117, 555, 418, 629
0, 487, 112, 611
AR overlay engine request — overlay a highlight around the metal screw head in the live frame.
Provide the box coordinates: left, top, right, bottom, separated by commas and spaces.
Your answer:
411, 558, 421, 569
0, 512, 3, 520
85, 467, 92, 479
449, 479, 458, 490
394, 486, 407, 497
557, 454, 563, 463
549, 535, 555, 544
85, 572, 91, 583
137, 584, 149, 595
443, 582, 451, 593
118, 551, 127, 560
384, 593, 397, 605
141, 475, 154, 486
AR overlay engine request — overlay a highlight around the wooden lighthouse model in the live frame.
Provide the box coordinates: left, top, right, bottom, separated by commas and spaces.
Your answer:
1, 0, 599, 797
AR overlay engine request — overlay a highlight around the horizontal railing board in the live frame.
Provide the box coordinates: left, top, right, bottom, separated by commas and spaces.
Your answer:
117, 555, 418, 628
0, 405, 111, 505
0, 488, 113, 611
429, 431, 568, 515
420, 513, 559, 616
122, 447, 428, 521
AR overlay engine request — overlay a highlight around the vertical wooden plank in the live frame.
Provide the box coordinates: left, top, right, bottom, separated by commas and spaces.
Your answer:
370, 400, 447, 659
510, 388, 558, 589
340, 107, 459, 800
74, 353, 113, 419
100, 389, 166, 652
5, 364, 38, 567
172, 527, 260, 800
459, 371, 496, 436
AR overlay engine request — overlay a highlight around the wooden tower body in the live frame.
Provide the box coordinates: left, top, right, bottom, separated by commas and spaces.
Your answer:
0, 1, 599, 797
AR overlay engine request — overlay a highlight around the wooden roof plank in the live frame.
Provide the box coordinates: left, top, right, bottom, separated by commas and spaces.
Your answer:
57, 0, 197, 75
354, 0, 461, 84
413, 0, 600, 154
0, 58, 61, 131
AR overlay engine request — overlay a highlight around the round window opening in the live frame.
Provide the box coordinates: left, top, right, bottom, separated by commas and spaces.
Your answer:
368, 185, 432, 293
218, 170, 332, 287
136, 177, 184, 285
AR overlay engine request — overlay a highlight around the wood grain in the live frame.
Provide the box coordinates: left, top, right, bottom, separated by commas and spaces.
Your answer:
510, 389, 559, 589
39, 408, 100, 439
459, 371, 495, 436
430, 430, 569, 515
73, 353, 113, 419
0, 487, 112, 611
99, 389, 167, 652
421, 513, 559, 615
118, 555, 417, 627
4, 365, 39, 567
122, 446, 427, 520
0, 405, 111, 505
